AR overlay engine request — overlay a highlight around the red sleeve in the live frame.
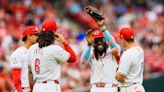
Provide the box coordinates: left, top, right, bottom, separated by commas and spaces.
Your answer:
114, 54, 120, 64
11, 69, 23, 92
63, 41, 76, 63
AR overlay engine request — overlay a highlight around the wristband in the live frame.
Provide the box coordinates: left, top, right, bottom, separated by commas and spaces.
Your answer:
100, 25, 107, 32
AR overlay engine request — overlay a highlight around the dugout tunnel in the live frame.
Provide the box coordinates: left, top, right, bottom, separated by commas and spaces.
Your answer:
143, 75, 164, 92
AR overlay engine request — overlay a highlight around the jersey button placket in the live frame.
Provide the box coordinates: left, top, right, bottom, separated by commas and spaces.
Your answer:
100, 56, 104, 83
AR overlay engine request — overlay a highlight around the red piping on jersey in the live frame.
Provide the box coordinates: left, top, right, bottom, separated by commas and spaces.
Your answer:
63, 41, 76, 63
11, 69, 23, 92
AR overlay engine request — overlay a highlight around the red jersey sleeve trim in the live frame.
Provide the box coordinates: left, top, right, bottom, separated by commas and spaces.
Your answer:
11, 69, 23, 92
63, 41, 76, 63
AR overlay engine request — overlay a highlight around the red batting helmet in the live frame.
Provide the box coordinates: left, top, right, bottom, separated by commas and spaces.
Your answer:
92, 30, 104, 39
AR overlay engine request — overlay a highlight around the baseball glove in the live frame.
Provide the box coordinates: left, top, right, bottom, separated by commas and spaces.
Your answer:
84, 6, 104, 21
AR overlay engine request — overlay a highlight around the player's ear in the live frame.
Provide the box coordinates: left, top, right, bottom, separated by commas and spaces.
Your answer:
27, 34, 33, 41
27, 35, 31, 39
123, 38, 128, 44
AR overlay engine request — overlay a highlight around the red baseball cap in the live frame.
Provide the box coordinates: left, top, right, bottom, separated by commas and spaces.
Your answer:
23, 26, 39, 38
41, 20, 60, 32
119, 27, 134, 40
92, 30, 104, 39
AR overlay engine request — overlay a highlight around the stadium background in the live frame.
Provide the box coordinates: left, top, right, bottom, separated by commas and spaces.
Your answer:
0, 0, 163, 92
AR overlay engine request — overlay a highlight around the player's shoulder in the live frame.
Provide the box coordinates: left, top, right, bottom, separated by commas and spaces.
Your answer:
48, 45, 63, 50
29, 43, 38, 50
124, 46, 143, 56
10, 46, 26, 57
122, 48, 133, 57
137, 46, 144, 53
131, 46, 143, 53
31, 43, 38, 48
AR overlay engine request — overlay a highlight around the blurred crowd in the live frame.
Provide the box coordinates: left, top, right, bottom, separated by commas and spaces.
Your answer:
0, 0, 163, 92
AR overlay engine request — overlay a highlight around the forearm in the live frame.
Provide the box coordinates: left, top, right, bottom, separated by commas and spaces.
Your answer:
81, 46, 91, 65
63, 41, 76, 63
100, 25, 117, 48
115, 71, 125, 82
28, 66, 34, 90
114, 44, 121, 63
11, 69, 23, 92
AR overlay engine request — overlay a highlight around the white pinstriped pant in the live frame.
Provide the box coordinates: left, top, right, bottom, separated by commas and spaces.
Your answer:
90, 84, 118, 92
33, 81, 61, 92
119, 84, 145, 92
15, 87, 31, 92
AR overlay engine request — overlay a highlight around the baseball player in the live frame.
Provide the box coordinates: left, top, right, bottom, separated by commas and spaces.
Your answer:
80, 19, 121, 92
27, 20, 76, 92
115, 27, 145, 92
10, 26, 39, 92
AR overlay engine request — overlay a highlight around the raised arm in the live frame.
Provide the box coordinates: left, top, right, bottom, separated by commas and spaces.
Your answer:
98, 20, 120, 63
63, 41, 76, 63
81, 46, 92, 65
97, 20, 118, 48
81, 29, 93, 65
84, 6, 120, 63
55, 33, 76, 63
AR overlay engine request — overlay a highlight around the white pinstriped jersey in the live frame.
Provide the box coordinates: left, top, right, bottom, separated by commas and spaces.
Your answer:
10, 46, 30, 88
90, 47, 120, 84
27, 43, 70, 82
118, 46, 144, 87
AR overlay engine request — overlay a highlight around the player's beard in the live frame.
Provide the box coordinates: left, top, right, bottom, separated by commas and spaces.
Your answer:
97, 44, 105, 52
94, 42, 108, 60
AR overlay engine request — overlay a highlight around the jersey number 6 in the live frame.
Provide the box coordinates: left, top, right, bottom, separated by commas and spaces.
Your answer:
35, 58, 40, 74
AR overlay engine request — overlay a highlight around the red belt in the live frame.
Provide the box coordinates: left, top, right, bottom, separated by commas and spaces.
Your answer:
38, 80, 59, 84
95, 83, 117, 88
96, 83, 105, 87
22, 87, 30, 89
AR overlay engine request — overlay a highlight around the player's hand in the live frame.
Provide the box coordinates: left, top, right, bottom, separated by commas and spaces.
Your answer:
97, 19, 105, 27
111, 47, 118, 56
86, 29, 94, 46
55, 33, 66, 43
